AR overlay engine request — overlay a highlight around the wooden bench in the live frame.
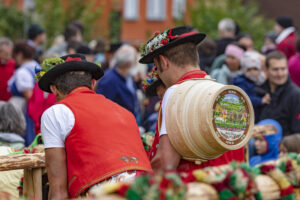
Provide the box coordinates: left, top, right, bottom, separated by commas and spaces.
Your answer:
0, 153, 46, 200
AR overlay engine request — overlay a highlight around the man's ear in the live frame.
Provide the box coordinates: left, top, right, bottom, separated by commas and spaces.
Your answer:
50, 85, 57, 94
91, 79, 97, 91
159, 55, 169, 71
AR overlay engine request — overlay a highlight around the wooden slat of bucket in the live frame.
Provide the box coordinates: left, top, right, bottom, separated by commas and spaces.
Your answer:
0, 153, 45, 171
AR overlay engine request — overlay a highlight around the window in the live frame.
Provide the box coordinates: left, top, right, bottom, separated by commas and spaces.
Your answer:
24, 0, 35, 11
146, 0, 166, 21
124, 0, 139, 20
172, 0, 186, 20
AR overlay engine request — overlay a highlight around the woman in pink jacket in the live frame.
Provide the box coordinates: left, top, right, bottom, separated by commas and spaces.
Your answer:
288, 39, 300, 87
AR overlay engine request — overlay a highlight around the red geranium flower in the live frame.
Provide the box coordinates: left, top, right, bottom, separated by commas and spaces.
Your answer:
154, 31, 160, 37
160, 39, 168, 45
167, 29, 177, 40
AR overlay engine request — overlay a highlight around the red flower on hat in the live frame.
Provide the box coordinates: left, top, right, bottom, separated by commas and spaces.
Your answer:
167, 29, 177, 40
160, 39, 168, 45
154, 31, 160, 37
65, 56, 82, 62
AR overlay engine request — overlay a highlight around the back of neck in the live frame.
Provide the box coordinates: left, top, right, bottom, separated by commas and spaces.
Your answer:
169, 65, 201, 87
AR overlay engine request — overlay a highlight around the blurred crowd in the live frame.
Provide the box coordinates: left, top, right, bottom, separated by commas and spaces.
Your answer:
0, 16, 300, 168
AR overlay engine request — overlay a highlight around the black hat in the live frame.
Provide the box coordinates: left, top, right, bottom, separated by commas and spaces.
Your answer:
37, 54, 104, 93
139, 26, 206, 64
276, 16, 293, 29
145, 79, 164, 97
27, 24, 45, 40
76, 44, 93, 55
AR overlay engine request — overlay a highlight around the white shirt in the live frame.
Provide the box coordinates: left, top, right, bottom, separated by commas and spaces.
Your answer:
41, 104, 75, 148
159, 85, 178, 137
8, 60, 39, 92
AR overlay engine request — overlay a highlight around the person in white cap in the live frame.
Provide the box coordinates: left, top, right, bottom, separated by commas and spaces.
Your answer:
233, 52, 271, 120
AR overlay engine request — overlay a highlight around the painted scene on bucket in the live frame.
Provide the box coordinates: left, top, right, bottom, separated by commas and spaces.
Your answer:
213, 90, 250, 145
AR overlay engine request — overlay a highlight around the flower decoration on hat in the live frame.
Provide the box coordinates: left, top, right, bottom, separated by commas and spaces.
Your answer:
143, 66, 160, 91
35, 57, 65, 82
140, 29, 179, 57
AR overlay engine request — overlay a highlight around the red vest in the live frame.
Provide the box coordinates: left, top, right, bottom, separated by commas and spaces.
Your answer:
149, 70, 244, 172
59, 87, 152, 198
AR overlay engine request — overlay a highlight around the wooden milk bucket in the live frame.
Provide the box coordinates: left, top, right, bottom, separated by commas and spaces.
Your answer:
165, 79, 254, 161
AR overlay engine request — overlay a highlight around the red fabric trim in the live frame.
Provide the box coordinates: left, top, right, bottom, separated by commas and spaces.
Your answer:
167, 30, 198, 41
149, 101, 162, 161
176, 70, 207, 84
176, 32, 198, 40
65, 56, 82, 62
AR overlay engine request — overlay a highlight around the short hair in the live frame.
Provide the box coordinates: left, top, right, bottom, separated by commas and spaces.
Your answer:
265, 51, 287, 68
197, 37, 217, 55
69, 20, 84, 34
52, 71, 92, 95
0, 101, 25, 136
64, 24, 81, 42
281, 134, 300, 154
162, 42, 199, 67
113, 44, 136, 68
27, 24, 45, 40
218, 18, 236, 33
0, 37, 13, 49
13, 41, 35, 59
237, 33, 253, 41
94, 39, 106, 53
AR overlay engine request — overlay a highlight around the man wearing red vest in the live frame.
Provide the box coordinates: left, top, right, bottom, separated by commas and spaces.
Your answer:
38, 54, 152, 199
139, 26, 244, 172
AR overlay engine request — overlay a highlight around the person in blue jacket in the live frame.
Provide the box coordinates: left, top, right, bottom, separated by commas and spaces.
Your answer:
250, 119, 282, 166
96, 44, 141, 124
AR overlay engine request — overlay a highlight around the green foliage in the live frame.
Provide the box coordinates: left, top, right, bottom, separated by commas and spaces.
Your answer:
41, 57, 64, 71
34, 0, 103, 47
189, 0, 274, 50
35, 57, 64, 82
109, 10, 121, 43
0, 4, 25, 41
34, 0, 64, 47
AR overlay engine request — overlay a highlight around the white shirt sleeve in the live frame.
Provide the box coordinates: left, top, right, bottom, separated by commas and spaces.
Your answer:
159, 85, 178, 137
15, 68, 35, 92
41, 104, 75, 148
